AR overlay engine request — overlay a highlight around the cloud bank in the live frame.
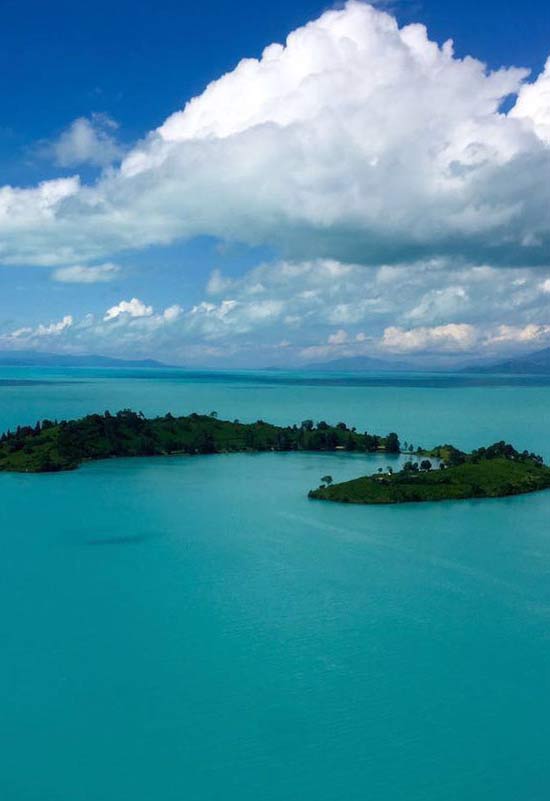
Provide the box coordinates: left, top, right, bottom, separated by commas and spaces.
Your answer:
5, 257, 550, 364
1, 1, 550, 269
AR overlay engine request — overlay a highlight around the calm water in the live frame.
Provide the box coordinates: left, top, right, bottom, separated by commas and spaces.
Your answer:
2, 368, 550, 800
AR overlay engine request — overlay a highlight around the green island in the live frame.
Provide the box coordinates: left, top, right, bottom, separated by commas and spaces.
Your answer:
1, 409, 548, 505
0, 409, 398, 472
309, 442, 550, 504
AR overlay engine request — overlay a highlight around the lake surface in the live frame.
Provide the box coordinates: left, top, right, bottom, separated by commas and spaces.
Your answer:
2, 368, 550, 800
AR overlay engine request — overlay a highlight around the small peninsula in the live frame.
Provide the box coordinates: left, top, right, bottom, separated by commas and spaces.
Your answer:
0, 410, 397, 473
309, 443, 550, 505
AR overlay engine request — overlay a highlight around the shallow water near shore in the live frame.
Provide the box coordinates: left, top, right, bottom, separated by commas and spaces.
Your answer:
2, 368, 550, 800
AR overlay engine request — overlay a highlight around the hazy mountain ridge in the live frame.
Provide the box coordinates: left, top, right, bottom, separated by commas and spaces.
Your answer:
302, 355, 414, 372
462, 347, 550, 375
0, 351, 176, 368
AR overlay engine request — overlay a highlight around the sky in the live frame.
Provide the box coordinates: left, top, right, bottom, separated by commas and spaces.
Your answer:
1, 0, 550, 367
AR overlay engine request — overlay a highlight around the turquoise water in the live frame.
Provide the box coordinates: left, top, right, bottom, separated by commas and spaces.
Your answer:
2, 369, 550, 800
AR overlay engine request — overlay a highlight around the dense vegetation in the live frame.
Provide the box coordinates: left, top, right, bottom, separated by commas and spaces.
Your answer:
3, 413, 548, 506
0, 410, 398, 473
309, 442, 550, 505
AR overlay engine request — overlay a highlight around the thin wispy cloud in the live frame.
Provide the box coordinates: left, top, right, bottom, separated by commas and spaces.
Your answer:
37, 113, 125, 168
52, 263, 121, 283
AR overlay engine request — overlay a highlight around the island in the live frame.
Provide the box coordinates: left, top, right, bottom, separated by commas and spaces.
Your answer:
1, 411, 548, 506
309, 442, 550, 504
0, 409, 398, 472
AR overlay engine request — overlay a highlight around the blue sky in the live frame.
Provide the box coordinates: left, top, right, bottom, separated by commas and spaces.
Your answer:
1, 0, 550, 365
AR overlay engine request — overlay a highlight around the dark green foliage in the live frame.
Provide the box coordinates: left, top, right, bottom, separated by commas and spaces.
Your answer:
309, 445, 550, 505
0, 410, 390, 473
363, 432, 380, 452
385, 432, 400, 453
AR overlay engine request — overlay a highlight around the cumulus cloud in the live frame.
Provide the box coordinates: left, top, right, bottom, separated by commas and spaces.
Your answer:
163, 304, 183, 322
35, 315, 74, 336
0, 2, 550, 268
1, 314, 73, 346
5, 252, 550, 363
0, 298, 183, 355
104, 298, 153, 320
193, 257, 550, 341
328, 329, 349, 345
485, 323, 550, 345
510, 58, 550, 144
52, 262, 120, 283
381, 323, 477, 352
406, 286, 469, 322
40, 113, 124, 168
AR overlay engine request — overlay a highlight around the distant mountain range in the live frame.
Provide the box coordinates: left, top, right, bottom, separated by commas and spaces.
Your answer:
462, 347, 550, 375
304, 347, 550, 374
0, 350, 176, 369
2, 347, 550, 374
302, 355, 414, 372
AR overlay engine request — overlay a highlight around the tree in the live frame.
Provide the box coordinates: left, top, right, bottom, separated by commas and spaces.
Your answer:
321, 475, 333, 486
385, 432, 400, 453
420, 459, 432, 472
209, 411, 218, 418
301, 419, 314, 431
364, 432, 379, 452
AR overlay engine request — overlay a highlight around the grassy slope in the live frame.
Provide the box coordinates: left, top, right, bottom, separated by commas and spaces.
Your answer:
309, 458, 550, 505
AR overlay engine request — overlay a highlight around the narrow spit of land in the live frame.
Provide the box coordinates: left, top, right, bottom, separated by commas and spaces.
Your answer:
1, 410, 548, 505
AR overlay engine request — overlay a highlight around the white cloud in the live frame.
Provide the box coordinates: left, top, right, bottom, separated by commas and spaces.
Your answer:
485, 323, 550, 345
381, 323, 478, 352
35, 315, 73, 336
104, 298, 153, 321
510, 58, 550, 144
162, 304, 182, 322
42, 113, 124, 168
186, 297, 284, 338
406, 286, 468, 322
5, 251, 550, 363
52, 262, 120, 283
328, 329, 348, 345
1, 314, 73, 346
206, 268, 233, 295
0, 2, 549, 268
